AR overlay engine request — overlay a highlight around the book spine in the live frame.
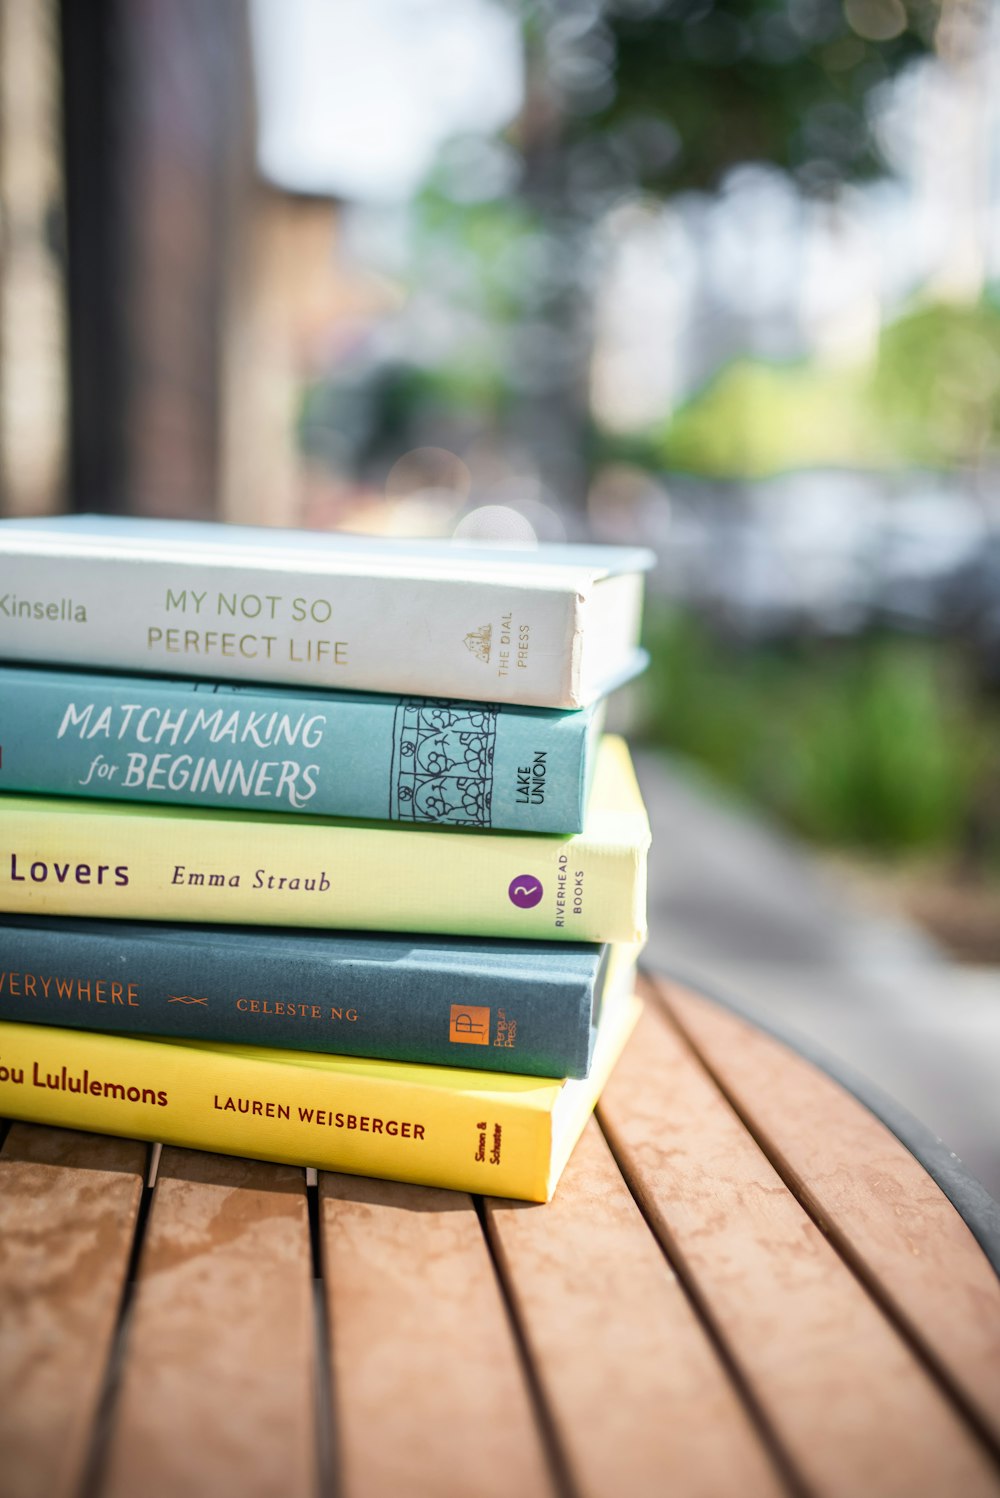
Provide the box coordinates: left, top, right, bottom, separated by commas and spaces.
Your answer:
0, 1020, 554, 1200
0, 795, 647, 943
0, 549, 582, 707
0, 668, 594, 833
0, 919, 603, 1078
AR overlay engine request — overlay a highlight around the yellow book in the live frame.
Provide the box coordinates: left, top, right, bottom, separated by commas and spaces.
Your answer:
0, 735, 649, 944
0, 989, 642, 1202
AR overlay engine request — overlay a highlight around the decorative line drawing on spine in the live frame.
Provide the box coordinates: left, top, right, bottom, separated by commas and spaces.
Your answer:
166, 994, 210, 1006
389, 698, 498, 826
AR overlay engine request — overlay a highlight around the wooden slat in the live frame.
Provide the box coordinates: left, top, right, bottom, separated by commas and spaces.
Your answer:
486, 1117, 787, 1498
98, 1148, 316, 1498
320, 1172, 555, 1498
659, 979, 1000, 1451
0, 1124, 145, 1498
598, 1002, 1000, 1498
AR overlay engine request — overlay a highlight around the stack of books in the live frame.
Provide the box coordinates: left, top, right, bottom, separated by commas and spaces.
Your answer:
0, 516, 653, 1201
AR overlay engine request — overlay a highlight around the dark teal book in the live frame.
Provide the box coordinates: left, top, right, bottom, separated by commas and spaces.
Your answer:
0, 663, 605, 833
0, 915, 638, 1079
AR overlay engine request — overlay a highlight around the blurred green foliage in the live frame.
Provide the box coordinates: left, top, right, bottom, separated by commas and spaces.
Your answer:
640, 606, 995, 853
653, 360, 895, 475
636, 300, 1000, 477
874, 302, 1000, 466
534, 0, 937, 193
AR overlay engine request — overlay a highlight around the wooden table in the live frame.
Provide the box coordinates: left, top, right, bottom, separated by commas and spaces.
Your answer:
1, 976, 999, 1498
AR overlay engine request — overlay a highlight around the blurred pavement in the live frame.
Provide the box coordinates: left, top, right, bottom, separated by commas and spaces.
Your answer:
633, 749, 1000, 1202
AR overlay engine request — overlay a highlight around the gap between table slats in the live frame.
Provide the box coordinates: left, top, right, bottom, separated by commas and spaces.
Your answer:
596, 993, 1000, 1498
317, 1172, 556, 1498
0, 1124, 147, 1498
655, 977, 1000, 1460
484, 1116, 793, 1498
93, 1147, 317, 1498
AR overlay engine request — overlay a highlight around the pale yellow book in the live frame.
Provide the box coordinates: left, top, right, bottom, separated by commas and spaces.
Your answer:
0, 987, 642, 1202
0, 735, 649, 944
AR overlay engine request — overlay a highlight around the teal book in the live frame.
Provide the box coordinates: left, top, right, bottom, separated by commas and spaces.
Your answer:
0, 664, 605, 833
0, 915, 639, 1078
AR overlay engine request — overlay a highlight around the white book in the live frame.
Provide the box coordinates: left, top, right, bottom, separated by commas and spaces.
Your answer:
0, 516, 653, 708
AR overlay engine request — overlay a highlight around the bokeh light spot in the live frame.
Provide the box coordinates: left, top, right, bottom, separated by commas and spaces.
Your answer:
385, 447, 472, 502
452, 505, 540, 545
844, 0, 906, 42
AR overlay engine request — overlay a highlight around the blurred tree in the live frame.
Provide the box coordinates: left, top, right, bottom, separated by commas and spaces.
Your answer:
588, 0, 937, 192
309, 0, 944, 515
503, 0, 939, 503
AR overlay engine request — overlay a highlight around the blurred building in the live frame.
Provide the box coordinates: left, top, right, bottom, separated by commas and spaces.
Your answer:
0, 0, 66, 517
0, 0, 442, 527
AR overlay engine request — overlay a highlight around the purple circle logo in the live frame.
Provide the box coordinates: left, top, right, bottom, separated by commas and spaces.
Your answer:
508, 875, 543, 909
